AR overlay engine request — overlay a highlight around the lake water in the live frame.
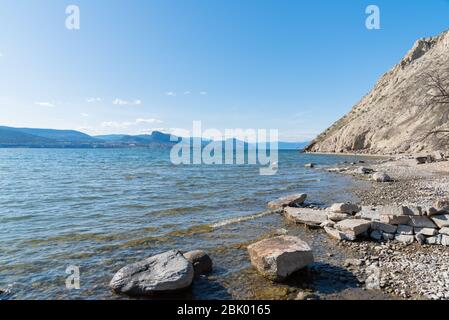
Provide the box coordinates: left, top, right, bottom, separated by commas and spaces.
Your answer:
0, 148, 368, 300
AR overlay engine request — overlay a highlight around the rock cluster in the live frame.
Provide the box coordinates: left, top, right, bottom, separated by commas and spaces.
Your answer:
273, 194, 449, 248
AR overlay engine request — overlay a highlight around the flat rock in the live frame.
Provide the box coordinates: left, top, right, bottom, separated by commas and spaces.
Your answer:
329, 202, 361, 214
371, 221, 397, 234
110, 250, 194, 296
356, 208, 380, 221
379, 206, 411, 225
283, 207, 328, 227
183, 250, 213, 276
268, 194, 307, 210
324, 227, 356, 241
430, 215, 449, 228
395, 234, 415, 245
247, 236, 314, 282
335, 219, 371, 237
408, 216, 437, 228
415, 227, 438, 236
396, 225, 414, 235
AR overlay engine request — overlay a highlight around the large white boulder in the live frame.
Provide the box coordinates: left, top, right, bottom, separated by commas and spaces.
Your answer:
247, 236, 314, 282
110, 250, 194, 296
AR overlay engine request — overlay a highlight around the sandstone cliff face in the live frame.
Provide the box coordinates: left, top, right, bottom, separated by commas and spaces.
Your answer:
305, 29, 449, 155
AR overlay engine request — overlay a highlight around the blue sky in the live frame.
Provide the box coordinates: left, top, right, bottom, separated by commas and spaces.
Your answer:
1, 0, 449, 141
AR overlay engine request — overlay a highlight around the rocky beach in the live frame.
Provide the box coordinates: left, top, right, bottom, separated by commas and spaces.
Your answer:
315, 153, 449, 300
99, 152, 449, 301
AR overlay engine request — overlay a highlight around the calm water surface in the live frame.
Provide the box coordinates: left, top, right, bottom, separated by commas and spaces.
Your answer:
0, 148, 369, 300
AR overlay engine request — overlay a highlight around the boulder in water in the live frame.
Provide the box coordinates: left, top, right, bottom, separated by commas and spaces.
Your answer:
247, 236, 314, 282
110, 250, 194, 296
183, 250, 213, 276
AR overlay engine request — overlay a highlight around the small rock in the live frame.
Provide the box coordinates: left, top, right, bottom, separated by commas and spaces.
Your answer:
268, 194, 307, 210
416, 156, 428, 165
372, 172, 392, 182
183, 250, 213, 276
247, 236, 314, 282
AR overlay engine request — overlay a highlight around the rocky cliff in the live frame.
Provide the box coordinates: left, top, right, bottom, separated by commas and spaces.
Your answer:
305, 29, 449, 155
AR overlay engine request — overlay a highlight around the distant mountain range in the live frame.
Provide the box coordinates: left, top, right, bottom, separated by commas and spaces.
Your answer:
0, 125, 308, 150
